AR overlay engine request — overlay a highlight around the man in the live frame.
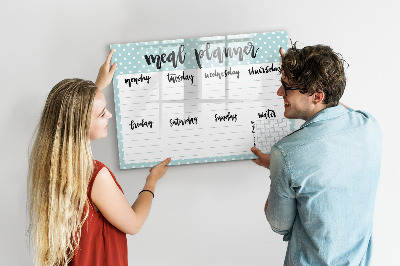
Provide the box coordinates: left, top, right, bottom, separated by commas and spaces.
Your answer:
251, 44, 381, 265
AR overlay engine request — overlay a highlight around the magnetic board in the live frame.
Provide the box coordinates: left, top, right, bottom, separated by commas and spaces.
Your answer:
110, 31, 294, 169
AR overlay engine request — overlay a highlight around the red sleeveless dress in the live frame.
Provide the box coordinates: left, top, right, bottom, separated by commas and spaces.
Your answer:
69, 160, 128, 266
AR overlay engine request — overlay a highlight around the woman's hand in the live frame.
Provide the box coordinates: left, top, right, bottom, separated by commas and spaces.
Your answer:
146, 158, 171, 186
95, 49, 117, 90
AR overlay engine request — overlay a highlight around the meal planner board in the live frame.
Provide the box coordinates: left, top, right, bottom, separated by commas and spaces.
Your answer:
110, 31, 295, 169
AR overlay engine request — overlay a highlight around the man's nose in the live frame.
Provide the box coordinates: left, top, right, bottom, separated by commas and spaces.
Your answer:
277, 85, 285, 97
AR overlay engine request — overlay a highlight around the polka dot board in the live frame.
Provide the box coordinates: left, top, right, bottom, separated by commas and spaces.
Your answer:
110, 31, 295, 169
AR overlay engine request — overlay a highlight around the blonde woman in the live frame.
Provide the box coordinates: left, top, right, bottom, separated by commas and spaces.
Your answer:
28, 50, 171, 266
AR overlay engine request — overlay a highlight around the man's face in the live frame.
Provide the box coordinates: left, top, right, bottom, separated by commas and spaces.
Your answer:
277, 73, 315, 121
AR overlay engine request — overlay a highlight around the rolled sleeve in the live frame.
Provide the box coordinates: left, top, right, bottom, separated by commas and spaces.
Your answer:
266, 146, 296, 241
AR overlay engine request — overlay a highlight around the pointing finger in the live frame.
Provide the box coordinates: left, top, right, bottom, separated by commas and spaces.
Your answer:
106, 49, 115, 65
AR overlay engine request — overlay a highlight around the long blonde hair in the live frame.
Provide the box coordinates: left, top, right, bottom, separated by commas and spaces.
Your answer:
28, 79, 97, 265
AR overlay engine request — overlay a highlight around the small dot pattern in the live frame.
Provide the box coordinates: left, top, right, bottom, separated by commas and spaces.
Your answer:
110, 31, 290, 75
110, 31, 293, 169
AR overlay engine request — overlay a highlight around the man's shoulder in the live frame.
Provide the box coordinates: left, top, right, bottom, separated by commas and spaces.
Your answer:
348, 109, 380, 127
273, 127, 310, 157
274, 107, 381, 157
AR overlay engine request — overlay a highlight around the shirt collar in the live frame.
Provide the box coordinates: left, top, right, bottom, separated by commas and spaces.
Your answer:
300, 105, 349, 129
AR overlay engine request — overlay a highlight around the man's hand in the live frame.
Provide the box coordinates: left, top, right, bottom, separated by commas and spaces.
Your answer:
264, 199, 269, 213
95, 49, 117, 90
339, 102, 350, 109
279, 47, 285, 58
251, 147, 271, 169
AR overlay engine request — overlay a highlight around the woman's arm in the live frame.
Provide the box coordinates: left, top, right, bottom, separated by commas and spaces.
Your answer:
91, 158, 171, 235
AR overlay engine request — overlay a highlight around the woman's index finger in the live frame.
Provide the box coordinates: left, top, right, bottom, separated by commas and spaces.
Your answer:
106, 49, 115, 64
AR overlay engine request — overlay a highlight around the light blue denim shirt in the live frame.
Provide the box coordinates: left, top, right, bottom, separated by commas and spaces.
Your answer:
266, 105, 382, 266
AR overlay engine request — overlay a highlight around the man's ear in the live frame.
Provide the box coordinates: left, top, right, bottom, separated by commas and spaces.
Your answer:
313, 92, 325, 104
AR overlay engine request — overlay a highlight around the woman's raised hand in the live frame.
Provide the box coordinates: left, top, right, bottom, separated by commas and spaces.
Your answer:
95, 49, 117, 90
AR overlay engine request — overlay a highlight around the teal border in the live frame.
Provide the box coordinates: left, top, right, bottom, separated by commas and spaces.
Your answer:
113, 77, 124, 169
119, 154, 260, 169
290, 119, 295, 132
110, 31, 289, 74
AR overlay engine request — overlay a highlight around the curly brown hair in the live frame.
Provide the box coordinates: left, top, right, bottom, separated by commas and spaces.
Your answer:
281, 43, 347, 107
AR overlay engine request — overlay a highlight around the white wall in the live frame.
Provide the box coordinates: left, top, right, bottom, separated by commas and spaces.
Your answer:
1, 0, 399, 265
